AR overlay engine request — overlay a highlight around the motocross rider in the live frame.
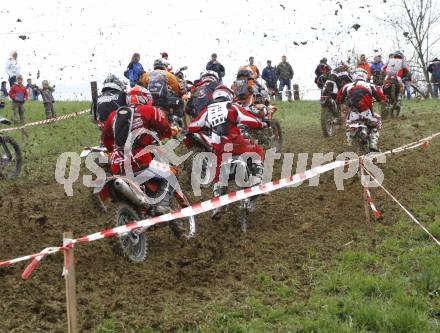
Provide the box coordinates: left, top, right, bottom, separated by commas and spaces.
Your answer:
186, 70, 220, 118
91, 74, 127, 128
314, 57, 332, 89
139, 58, 184, 113
322, 62, 352, 101
382, 51, 410, 103
232, 66, 268, 108
336, 68, 385, 152
101, 85, 176, 214
188, 85, 266, 219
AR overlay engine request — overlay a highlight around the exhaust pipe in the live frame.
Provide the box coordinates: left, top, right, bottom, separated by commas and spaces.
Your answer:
114, 178, 149, 207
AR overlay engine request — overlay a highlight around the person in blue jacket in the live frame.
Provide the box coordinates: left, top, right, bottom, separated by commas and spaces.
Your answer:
125, 53, 145, 87
428, 58, 440, 98
262, 60, 278, 96
370, 55, 384, 85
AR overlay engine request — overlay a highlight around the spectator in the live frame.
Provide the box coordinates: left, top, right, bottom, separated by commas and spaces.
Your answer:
370, 55, 383, 72
26, 78, 39, 101
124, 53, 144, 87
38, 80, 56, 119
356, 54, 371, 81
206, 53, 225, 82
370, 55, 384, 85
427, 57, 440, 98
262, 60, 278, 96
5, 51, 20, 88
0, 81, 8, 98
160, 52, 173, 72
276, 55, 294, 101
248, 56, 260, 79
8, 74, 28, 125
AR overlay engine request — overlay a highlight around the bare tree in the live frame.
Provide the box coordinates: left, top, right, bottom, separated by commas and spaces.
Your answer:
383, 0, 440, 97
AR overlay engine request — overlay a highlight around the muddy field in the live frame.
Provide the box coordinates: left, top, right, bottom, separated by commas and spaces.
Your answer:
0, 106, 439, 332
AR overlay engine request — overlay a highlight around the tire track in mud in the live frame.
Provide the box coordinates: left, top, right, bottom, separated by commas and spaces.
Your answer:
0, 111, 439, 332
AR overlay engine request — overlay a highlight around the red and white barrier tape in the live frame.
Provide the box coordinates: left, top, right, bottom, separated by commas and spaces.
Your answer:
0, 159, 350, 278
363, 167, 440, 246
0, 131, 439, 279
364, 186, 381, 219
0, 109, 88, 133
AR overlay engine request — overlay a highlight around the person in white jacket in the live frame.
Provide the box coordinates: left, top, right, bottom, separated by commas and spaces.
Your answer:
5, 51, 20, 88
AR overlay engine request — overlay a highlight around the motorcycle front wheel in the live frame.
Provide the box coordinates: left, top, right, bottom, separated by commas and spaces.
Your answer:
0, 136, 22, 179
321, 107, 336, 137
115, 203, 147, 262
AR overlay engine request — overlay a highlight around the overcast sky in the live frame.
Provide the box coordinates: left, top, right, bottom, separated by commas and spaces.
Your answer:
0, 0, 434, 100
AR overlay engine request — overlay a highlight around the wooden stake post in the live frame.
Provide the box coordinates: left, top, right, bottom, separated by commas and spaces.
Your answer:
63, 232, 78, 333
90, 81, 98, 122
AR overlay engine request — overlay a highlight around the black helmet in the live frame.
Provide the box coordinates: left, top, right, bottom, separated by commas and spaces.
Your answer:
153, 58, 167, 70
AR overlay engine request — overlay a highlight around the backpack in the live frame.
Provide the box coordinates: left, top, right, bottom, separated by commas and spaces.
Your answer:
234, 79, 250, 100
147, 71, 168, 104
348, 85, 372, 111
192, 81, 217, 116
113, 106, 134, 149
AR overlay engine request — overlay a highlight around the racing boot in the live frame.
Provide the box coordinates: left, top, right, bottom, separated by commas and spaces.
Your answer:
211, 182, 227, 220
369, 128, 380, 152
248, 161, 264, 212
155, 182, 171, 215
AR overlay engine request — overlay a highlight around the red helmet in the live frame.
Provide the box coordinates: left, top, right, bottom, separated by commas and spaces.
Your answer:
127, 85, 153, 106
212, 85, 234, 101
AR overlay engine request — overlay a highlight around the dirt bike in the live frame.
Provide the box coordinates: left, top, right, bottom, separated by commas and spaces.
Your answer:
381, 75, 401, 119
0, 118, 22, 179
215, 143, 260, 232
248, 104, 283, 152
320, 95, 343, 137
319, 73, 350, 137
80, 144, 196, 262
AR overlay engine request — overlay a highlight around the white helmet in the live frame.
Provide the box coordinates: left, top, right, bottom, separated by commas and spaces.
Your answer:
102, 74, 125, 91
200, 70, 219, 83
212, 85, 234, 102
352, 68, 368, 82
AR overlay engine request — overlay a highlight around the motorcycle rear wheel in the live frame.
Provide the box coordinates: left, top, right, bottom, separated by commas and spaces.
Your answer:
115, 203, 147, 262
